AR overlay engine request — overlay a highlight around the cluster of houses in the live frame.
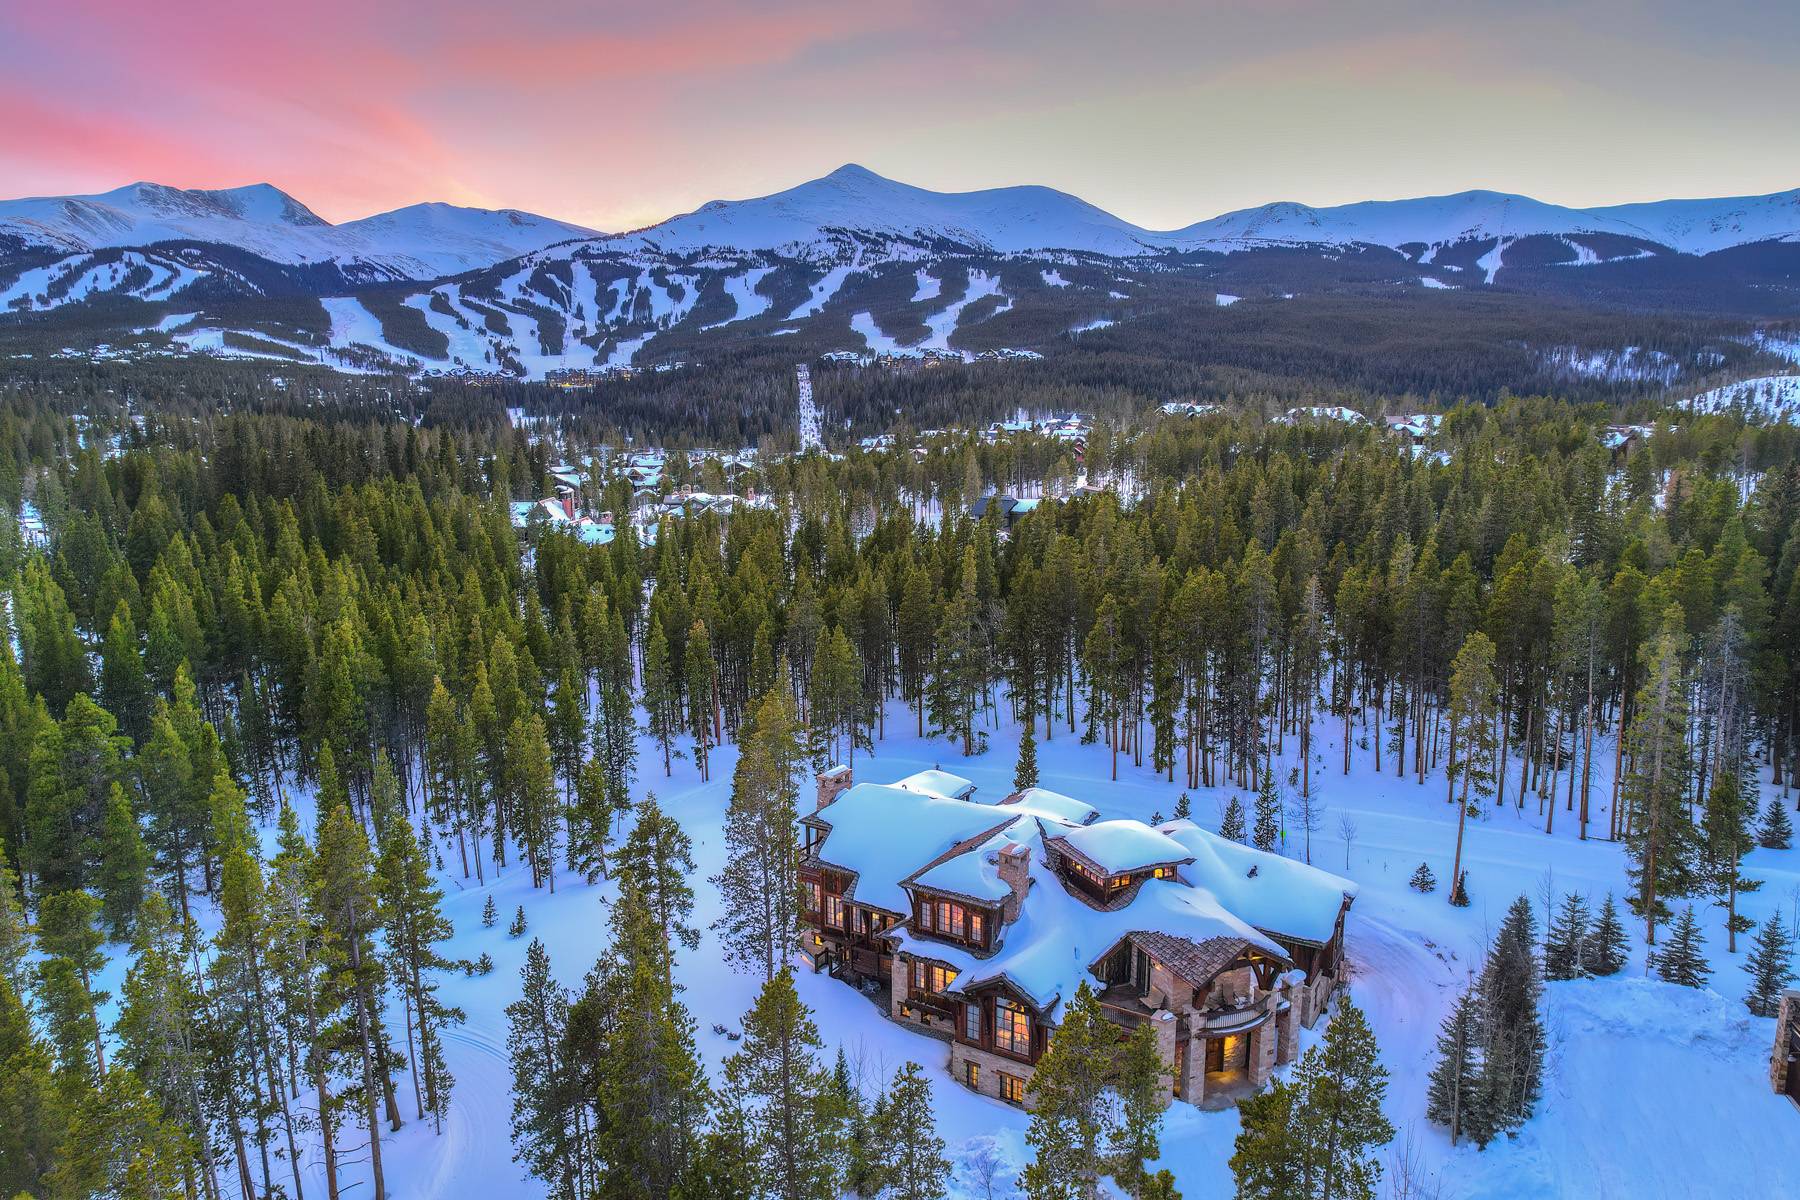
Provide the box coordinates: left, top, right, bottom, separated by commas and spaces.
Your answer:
800, 766, 1357, 1111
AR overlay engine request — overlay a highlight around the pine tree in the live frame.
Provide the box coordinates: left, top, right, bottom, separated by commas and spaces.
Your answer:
566, 750, 613, 884
1409, 862, 1436, 893
95, 782, 148, 937
1446, 632, 1499, 905
113, 892, 210, 1188
1473, 897, 1545, 1140
1425, 987, 1480, 1145
1583, 892, 1629, 976
1745, 910, 1795, 1017
588, 877, 711, 1198
1252, 773, 1281, 853
46, 1066, 194, 1200
867, 1061, 951, 1200
1111, 1021, 1169, 1198
0, 972, 65, 1198
482, 894, 497, 927
685, 619, 716, 782
1623, 610, 1699, 943
713, 682, 804, 981
509, 905, 527, 937
723, 969, 845, 1200
1219, 795, 1247, 842
313, 803, 396, 1198
1014, 718, 1040, 791
1653, 905, 1711, 988
642, 615, 681, 777
619, 795, 700, 981
0, 854, 30, 990
505, 938, 583, 1200
1448, 871, 1471, 907
1759, 795, 1793, 849
35, 889, 109, 1075
1232, 994, 1394, 1199
1544, 891, 1591, 981
929, 547, 989, 757
506, 714, 560, 891
1173, 792, 1191, 821
1021, 981, 1110, 1200
379, 805, 463, 1129
1701, 767, 1759, 952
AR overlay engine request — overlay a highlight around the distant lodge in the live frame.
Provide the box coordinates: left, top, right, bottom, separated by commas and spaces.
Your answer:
799, 767, 1357, 1110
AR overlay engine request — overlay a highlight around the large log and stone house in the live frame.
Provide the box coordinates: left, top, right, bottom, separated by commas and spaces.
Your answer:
799, 766, 1357, 1110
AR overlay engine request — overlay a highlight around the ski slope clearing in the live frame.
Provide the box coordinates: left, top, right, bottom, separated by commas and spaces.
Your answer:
1685, 374, 1800, 421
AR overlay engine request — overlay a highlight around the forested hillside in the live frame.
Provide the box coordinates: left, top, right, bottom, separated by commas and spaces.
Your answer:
1, 379, 1797, 1198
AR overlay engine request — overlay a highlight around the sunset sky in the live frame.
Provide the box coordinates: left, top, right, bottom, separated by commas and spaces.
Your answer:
4, 0, 1795, 232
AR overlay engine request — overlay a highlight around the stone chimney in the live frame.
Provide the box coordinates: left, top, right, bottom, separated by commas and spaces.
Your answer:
561, 493, 577, 521
997, 843, 1032, 923
815, 764, 852, 811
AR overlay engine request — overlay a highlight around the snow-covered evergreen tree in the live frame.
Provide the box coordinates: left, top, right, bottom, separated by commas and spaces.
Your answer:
1583, 892, 1629, 976
1759, 795, 1794, 849
1252, 773, 1281, 853
1744, 911, 1795, 1017
1409, 862, 1436, 893
1425, 987, 1480, 1145
1544, 891, 1591, 981
1653, 905, 1711, 988
1219, 796, 1247, 843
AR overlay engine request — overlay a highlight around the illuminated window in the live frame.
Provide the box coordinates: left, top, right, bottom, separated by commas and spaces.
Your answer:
1109, 874, 1131, 891
910, 961, 957, 995
969, 910, 985, 944
805, 881, 821, 912
995, 998, 1031, 1055
824, 895, 845, 929
965, 1060, 980, 1089
999, 1073, 1026, 1105
1153, 865, 1177, 880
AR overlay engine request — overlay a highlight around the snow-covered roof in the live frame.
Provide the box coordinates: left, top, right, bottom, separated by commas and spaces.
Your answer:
1056, 820, 1193, 875
891, 825, 1283, 1015
1157, 820, 1358, 945
813, 773, 1353, 1020
1001, 787, 1098, 825
811, 783, 1016, 913
892, 768, 977, 801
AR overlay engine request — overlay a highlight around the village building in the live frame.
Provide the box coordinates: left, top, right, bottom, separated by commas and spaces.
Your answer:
799, 767, 1357, 1111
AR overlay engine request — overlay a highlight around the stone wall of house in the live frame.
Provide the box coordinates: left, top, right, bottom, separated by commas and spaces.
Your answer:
1773, 989, 1800, 1095
948, 1040, 1037, 1107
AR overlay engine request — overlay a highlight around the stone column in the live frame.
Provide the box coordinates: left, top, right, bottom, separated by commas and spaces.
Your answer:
1248, 1008, 1279, 1086
1153, 1011, 1178, 1107
1276, 985, 1301, 1066
1773, 989, 1800, 1095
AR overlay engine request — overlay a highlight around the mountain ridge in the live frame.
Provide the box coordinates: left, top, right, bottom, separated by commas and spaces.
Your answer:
7, 167, 1799, 276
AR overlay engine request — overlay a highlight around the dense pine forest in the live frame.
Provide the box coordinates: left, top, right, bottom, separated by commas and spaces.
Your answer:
1, 367, 1798, 1200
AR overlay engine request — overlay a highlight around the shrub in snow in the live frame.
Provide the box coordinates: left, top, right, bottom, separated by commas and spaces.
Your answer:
1448, 871, 1471, 907
1409, 862, 1436, 893
1653, 906, 1710, 989
508, 904, 527, 937
482, 894, 497, 927
1173, 792, 1192, 822
1758, 796, 1793, 849
464, 952, 494, 977
1583, 893, 1629, 976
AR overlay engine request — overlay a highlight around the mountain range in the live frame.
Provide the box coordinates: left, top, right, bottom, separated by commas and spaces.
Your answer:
3, 165, 1798, 381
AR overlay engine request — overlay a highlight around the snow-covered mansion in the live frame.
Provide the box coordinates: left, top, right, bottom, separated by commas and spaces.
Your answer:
799, 767, 1358, 1110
